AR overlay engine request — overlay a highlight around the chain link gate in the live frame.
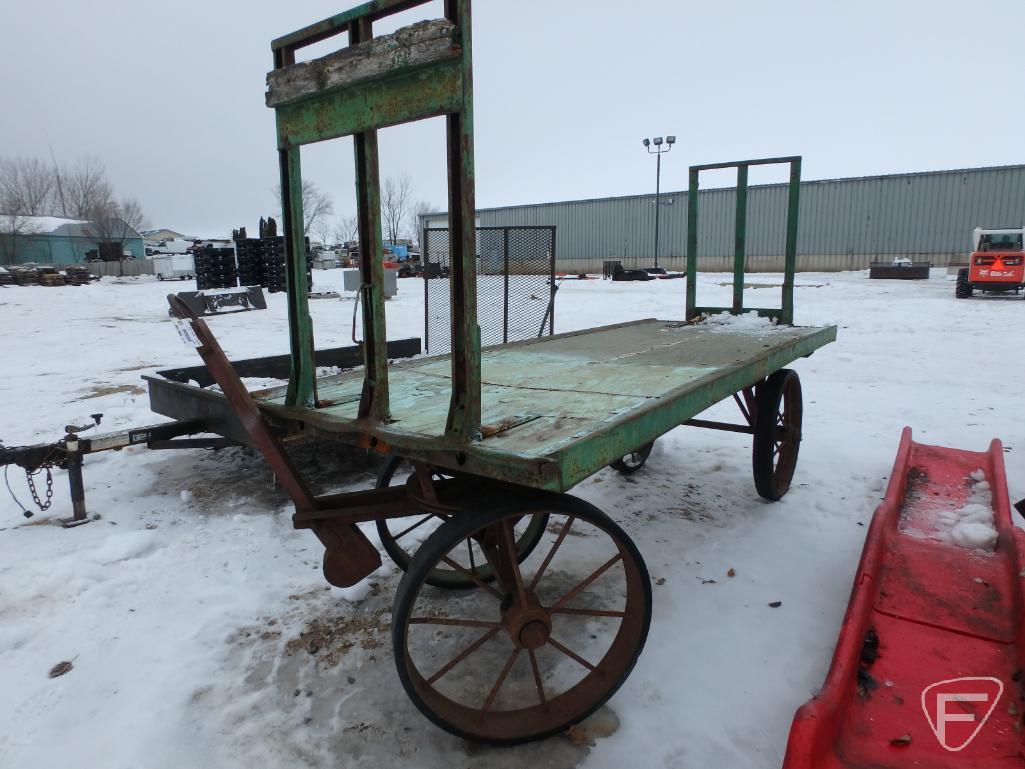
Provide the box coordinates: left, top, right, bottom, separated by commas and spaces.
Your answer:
422, 226, 556, 354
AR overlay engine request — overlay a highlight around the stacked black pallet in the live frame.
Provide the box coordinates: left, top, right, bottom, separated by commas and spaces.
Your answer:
235, 238, 266, 287
194, 245, 238, 290
261, 236, 312, 294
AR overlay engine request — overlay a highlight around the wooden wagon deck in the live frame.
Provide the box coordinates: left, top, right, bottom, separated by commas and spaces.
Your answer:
254, 318, 836, 491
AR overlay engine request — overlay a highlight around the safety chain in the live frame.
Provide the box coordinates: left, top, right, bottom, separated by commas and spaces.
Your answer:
26, 467, 54, 512
1, 442, 62, 515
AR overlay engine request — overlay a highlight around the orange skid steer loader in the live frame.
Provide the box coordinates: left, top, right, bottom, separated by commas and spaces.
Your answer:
956, 226, 1025, 298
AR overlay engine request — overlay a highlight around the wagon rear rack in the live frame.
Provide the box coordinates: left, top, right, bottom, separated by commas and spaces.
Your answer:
686, 155, 802, 324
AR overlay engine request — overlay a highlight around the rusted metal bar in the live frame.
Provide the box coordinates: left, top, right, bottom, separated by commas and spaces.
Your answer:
351, 18, 392, 424
732, 164, 748, 314
782, 157, 802, 325
167, 295, 381, 586
683, 418, 753, 435
443, 0, 481, 440
685, 167, 700, 320
278, 146, 316, 407
690, 155, 801, 171
146, 438, 238, 450
60, 451, 90, 528
271, 0, 432, 53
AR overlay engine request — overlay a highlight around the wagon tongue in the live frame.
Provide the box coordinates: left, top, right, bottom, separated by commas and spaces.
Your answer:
166, 294, 382, 587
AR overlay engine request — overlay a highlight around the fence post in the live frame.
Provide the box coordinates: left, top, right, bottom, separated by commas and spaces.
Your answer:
502, 228, 509, 343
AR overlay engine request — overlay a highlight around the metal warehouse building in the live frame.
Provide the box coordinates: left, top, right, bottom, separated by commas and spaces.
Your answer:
423, 164, 1025, 273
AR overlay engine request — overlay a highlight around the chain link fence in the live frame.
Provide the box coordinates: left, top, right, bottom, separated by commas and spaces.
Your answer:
423, 226, 556, 354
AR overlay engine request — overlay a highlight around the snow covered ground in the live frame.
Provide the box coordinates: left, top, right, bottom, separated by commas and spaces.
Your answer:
1, 269, 1022, 769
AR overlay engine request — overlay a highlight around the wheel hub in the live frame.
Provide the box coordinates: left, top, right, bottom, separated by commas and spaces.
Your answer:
501, 592, 552, 650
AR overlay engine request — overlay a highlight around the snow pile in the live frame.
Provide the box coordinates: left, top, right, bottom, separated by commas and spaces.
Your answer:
934, 469, 997, 551
699, 310, 780, 332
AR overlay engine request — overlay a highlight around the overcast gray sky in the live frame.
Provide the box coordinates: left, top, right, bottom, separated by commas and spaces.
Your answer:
3, 0, 1022, 236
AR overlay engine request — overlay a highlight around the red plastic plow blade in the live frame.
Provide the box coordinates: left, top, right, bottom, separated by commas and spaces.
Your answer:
783, 427, 1025, 768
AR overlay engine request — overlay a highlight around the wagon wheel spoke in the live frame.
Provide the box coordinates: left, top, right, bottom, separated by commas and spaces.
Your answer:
392, 513, 444, 542
426, 627, 501, 685
528, 516, 574, 591
482, 648, 521, 712
550, 553, 623, 611
409, 617, 502, 628
550, 607, 627, 618
547, 636, 597, 672
528, 648, 547, 705
440, 555, 502, 599
500, 518, 529, 604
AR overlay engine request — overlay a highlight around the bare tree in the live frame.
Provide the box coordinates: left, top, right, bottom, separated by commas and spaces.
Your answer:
116, 197, 149, 233
0, 157, 55, 216
84, 197, 148, 262
61, 157, 113, 220
408, 199, 436, 248
273, 179, 334, 236
0, 154, 149, 265
381, 174, 413, 246
0, 213, 41, 265
333, 213, 359, 246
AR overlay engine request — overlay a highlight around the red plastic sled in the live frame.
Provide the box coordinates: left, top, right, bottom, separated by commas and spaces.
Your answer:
783, 427, 1025, 768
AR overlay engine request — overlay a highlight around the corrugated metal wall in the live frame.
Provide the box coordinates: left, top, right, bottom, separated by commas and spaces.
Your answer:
423, 164, 1025, 272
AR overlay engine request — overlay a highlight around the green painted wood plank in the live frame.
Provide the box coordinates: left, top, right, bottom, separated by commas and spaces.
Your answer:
275, 61, 462, 148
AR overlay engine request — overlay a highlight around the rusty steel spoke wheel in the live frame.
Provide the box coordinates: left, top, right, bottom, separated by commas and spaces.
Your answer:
375, 456, 548, 589
752, 369, 803, 501
609, 441, 654, 475
392, 493, 652, 744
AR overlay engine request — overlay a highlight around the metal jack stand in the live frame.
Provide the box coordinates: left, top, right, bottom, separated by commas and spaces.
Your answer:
60, 429, 93, 528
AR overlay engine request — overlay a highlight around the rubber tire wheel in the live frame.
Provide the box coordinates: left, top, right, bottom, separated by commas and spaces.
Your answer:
752, 369, 803, 501
374, 456, 548, 589
610, 442, 654, 475
392, 492, 652, 745
955, 268, 973, 298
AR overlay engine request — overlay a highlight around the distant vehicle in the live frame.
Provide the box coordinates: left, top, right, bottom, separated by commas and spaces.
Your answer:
956, 226, 1025, 298
153, 253, 196, 281
148, 238, 191, 256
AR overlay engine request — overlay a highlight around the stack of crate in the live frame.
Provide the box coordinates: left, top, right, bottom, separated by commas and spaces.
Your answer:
194, 245, 238, 290
13, 266, 39, 285
65, 265, 97, 285
263, 236, 287, 293
236, 239, 266, 287
261, 236, 312, 293
39, 271, 67, 287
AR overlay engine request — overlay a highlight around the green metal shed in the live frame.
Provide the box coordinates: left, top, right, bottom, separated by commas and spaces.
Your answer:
0, 216, 145, 265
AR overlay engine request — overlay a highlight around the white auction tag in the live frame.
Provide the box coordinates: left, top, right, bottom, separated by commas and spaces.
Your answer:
174, 319, 201, 347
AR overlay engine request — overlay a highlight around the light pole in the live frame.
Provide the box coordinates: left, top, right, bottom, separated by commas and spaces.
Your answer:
642, 135, 675, 270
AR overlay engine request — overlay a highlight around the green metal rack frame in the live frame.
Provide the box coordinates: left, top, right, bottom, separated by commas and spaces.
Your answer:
685, 155, 802, 324
267, 0, 481, 441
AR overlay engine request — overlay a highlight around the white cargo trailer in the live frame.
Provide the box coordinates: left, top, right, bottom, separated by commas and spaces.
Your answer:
152, 253, 195, 281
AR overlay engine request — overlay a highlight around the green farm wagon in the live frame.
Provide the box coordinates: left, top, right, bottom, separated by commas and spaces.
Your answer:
168, 0, 836, 744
